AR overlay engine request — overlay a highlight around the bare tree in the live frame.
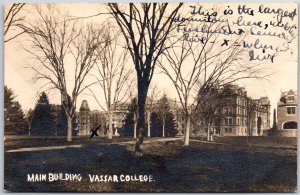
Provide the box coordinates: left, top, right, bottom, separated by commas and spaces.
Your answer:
89, 26, 134, 140
193, 84, 220, 141
159, 21, 265, 146
22, 5, 108, 141
157, 93, 170, 137
146, 84, 160, 137
108, 3, 183, 154
4, 3, 26, 42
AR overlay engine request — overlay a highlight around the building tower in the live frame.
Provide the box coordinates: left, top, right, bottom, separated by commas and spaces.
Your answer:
78, 100, 91, 135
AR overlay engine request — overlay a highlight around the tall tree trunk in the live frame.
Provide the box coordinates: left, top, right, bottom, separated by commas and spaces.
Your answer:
162, 118, 165, 137
28, 122, 31, 136
147, 111, 151, 137
108, 111, 113, 140
184, 115, 190, 146
135, 81, 148, 153
134, 113, 137, 138
67, 116, 72, 142
207, 123, 211, 141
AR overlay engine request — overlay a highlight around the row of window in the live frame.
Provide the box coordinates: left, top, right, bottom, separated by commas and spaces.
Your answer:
224, 107, 249, 116
223, 117, 247, 126
224, 127, 248, 134
224, 127, 232, 133
236, 98, 247, 106
225, 118, 233, 125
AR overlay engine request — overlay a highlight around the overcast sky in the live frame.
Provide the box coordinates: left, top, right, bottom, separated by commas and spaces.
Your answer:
4, 3, 298, 117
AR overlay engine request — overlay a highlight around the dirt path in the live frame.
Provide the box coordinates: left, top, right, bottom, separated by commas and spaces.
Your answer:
6, 144, 83, 153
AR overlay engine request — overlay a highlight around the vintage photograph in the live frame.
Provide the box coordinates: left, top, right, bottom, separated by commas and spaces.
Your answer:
4, 2, 298, 192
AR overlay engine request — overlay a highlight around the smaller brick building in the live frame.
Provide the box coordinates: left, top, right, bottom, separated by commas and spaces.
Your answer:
277, 89, 297, 134
77, 100, 128, 136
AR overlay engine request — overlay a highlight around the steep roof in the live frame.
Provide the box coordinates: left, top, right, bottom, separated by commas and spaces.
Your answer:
287, 89, 295, 96
79, 100, 90, 111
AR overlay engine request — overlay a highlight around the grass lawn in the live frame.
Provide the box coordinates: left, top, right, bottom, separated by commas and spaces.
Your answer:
4, 136, 297, 192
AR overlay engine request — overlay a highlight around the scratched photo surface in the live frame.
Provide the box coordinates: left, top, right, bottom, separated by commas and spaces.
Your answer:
4, 3, 298, 192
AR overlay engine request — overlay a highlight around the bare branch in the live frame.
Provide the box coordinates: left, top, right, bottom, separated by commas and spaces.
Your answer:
159, 18, 268, 146
4, 3, 26, 42
22, 5, 106, 141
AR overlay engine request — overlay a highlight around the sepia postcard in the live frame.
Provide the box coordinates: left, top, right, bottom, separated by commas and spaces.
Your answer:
3, 2, 298, 192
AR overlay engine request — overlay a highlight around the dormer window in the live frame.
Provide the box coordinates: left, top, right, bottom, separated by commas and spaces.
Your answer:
287, 96, 295, 102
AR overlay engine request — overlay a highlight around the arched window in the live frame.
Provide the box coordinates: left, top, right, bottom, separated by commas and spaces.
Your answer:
283, 121, 297, 129
224, 107, 229, 115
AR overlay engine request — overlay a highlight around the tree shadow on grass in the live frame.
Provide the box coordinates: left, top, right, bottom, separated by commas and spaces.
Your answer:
4, 141, 297, 192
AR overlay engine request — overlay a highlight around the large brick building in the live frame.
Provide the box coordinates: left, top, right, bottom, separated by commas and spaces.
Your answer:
194, 85, 271, 137
277, 89, 297, 132
77, 85, 271, 137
